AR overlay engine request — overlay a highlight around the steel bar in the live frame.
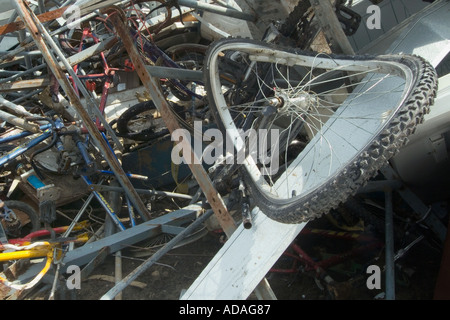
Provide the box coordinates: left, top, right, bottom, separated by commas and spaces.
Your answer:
0, 96, 40, 119
0, 50, 42, 57
100, 208, 214, 300
88, 184, 194, 200
109, 9, 277, 300
0, 78, 50, 93
0, 109, 41, 133
12, 89, 44, 105
115, 250, 123, 300
60, 203, 203, 271
18, 29, 32, 70
177, 0, 256, 21
108, 9, 237, 236
80, 246, 110, 281
0, 63, 47, 85
146, 65, 203, 82
385, 189, 395, 300
14, 0, 151, 221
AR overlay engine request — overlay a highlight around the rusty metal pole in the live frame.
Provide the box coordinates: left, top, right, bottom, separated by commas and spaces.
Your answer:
108, 8, 237, 237
14, 0, 151, 221
309, 0, 355, 55
101, 5, 276, 301
108, 9, 277, 299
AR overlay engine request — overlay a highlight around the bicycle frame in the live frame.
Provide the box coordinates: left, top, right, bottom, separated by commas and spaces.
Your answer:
0, 124, 54, 168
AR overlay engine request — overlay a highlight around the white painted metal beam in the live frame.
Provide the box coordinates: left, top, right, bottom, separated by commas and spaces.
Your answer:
181, 209, 306, 300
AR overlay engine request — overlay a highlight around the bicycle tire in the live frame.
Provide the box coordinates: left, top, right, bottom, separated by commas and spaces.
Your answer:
116, 100, 170, 141
204, 38, 438, 224
155, 43, 208, 102
1, 200, 40, 239
116, 100, 188, 141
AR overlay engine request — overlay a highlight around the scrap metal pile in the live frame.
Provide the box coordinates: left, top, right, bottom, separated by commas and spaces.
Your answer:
0, 0, 255, 299
0, 0, 445, 300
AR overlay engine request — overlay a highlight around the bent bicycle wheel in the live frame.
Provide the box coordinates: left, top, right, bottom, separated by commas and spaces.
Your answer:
204, 38, 438, 224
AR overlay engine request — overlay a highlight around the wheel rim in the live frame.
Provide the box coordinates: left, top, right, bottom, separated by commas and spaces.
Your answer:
205, 40, 423, 221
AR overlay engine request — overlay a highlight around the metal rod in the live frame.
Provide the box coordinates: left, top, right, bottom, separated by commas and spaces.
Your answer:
0, 96, 40, 119
100, 208, 215, 300
178, 0, 256, 21
385, 189, 395, 300
12, 89, 45, 105
62, 192, 96, 238
0, 63, 47, 85
89, 184, 193, 200
115, 250, 123, 300
0, 109, 41, 133
109, 9, 236, 236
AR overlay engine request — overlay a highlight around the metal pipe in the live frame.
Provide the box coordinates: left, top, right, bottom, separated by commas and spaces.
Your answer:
12, 89, 45, 105
62, 192, 95, 237
178, 0, 256, 21
0, 96, 39, 119
385, 189, 395, 300
146, 65, 203, 81
309, 0, 355, 55
0, 63, 47, 85
0, 109, 41, 133
89, 184, 194, 200
18, 30, 32, 70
